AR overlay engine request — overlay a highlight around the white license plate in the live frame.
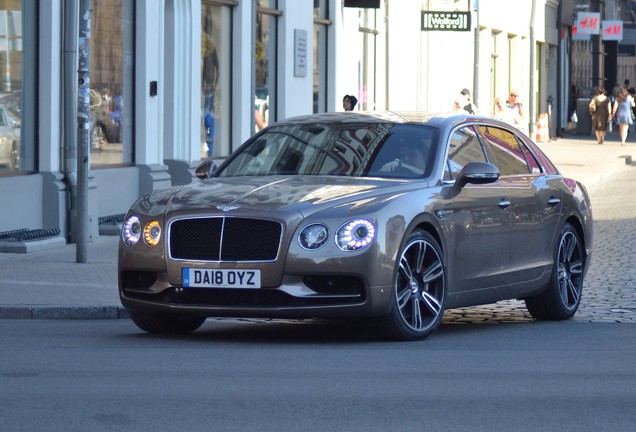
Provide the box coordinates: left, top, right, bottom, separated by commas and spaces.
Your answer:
182, 268, 261, 288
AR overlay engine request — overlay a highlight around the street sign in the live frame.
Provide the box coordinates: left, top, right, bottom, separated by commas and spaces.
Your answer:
602, 20, 623, 41
576, 12, 601, 35
421, 11, 471, 32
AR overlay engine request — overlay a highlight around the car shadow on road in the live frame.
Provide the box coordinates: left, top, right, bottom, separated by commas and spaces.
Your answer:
119, 311, 541, 345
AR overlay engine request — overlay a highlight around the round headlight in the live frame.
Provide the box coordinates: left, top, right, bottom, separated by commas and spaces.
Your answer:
336, 219, 376, 251
299, 224, 329, 250
144, 220, 162, 247
122, 216, 141, 247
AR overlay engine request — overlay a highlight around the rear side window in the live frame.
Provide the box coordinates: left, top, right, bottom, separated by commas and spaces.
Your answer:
444, 126, 487, 181
476, 125, 532, 176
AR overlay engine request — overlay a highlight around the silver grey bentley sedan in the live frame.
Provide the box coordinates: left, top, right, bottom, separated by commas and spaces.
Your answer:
118, 112, 592, 340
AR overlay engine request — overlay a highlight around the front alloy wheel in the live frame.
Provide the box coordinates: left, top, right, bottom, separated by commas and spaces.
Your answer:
525, 223, 584, 320
381, 231, 447, 341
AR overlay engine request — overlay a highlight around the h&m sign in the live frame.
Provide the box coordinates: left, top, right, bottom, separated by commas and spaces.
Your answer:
421, 11, 471, 32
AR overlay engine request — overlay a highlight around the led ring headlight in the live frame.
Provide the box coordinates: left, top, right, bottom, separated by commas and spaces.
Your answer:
336, 219, 375, 251
122, 216, 142, 247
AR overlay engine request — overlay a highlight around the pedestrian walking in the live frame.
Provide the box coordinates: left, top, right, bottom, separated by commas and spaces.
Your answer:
611, 87, 635, 145
588, 87, 612, 145
493, 96, 523, 128
507, 89, 527, 133
459, 88, 478, 114
452, 96, 469, 114
343, 94, 358, 111
507, 90, 525, 121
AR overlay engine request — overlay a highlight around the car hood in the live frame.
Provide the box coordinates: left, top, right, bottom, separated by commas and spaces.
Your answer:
149, 175, 426, 217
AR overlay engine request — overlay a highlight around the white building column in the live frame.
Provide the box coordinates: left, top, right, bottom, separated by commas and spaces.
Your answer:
231, 1, 254, 149
277, 0, 314, 118
163, 0, 202, 184
136, 0, 171, 191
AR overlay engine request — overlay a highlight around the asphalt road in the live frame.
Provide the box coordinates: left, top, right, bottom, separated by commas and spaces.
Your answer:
1, 319, 635, 432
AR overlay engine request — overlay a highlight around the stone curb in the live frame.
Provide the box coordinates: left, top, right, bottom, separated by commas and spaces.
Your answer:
0, 305, 130, 320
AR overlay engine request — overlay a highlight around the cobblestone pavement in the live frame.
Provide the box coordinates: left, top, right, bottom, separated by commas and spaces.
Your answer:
443, 159, 636, 324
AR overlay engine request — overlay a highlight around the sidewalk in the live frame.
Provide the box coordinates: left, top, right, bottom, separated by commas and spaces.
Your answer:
0, 132, 634, 320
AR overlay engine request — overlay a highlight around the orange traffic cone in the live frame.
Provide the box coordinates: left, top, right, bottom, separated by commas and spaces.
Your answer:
535, 113, 549, 142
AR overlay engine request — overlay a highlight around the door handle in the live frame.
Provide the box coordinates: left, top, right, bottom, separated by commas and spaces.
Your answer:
498, 199, 511, 209
547, 197, 561, 206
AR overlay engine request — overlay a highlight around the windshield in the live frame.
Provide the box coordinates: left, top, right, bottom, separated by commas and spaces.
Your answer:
216, 123, 437, 179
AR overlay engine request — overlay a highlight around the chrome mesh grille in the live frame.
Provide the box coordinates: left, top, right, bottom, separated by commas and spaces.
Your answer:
169, 217, 282, 261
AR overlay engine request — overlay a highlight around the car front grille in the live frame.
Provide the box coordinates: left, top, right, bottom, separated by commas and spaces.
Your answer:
169, 217, 282, 262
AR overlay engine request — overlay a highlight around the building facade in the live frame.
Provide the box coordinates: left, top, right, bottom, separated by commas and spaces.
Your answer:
0, 0, 585, 246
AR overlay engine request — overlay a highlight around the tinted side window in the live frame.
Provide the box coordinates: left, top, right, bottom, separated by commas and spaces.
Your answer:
444, 126, 487, 181
476, 125, 531, 176
519, 141, 542, 174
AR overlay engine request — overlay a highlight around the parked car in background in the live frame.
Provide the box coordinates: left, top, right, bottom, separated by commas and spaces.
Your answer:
0, 104, 21, 170
118, 112, 593, 340
89, 89, 122, 151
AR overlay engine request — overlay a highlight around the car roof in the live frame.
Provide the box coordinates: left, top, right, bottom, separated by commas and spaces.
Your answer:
273, 111, 479, 128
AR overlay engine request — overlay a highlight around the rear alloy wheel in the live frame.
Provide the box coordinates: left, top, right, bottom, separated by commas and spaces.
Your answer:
525, 223, 584, 320
128, 310, 206, 334
381, 231, 447, 341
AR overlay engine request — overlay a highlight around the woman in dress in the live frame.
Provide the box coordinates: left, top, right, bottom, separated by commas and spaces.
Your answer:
507, 89, 527, 133
612, 87, 635, 145
589, 87, 612, 144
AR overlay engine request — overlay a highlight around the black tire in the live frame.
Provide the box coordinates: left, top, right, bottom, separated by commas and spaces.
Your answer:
128, 310, 206, 334
525, 223, 584, 320
380, 231, 447, 341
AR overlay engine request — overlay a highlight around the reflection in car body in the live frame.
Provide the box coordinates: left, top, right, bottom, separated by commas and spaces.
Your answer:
118, 112, 592, 340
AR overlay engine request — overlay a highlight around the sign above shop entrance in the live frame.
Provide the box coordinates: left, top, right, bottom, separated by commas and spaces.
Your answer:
421, 11, 471, 31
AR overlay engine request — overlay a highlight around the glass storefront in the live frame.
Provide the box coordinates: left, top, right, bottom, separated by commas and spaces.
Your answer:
255, 0, 278, 133
313, 0, 329, 113
0, 0, 33, 175
358, 8, 378, 111
201, 1, 232, 159
89, 0, 133, 168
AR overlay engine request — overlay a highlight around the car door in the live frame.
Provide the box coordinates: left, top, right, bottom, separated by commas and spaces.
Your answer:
442, 126, 512, 295
475, 125, 562, 285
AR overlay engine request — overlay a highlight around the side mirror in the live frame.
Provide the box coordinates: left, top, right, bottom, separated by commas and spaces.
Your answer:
454, 161, 500, 188
195, 160, 217, 180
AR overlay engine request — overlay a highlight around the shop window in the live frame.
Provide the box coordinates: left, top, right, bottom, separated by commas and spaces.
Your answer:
0, 1, 34, 175
359, 8, 379, 111
201, 1, 232, 159
313, 0, 330, 113
255, 1, 279, 133
89, 0, 133, 168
